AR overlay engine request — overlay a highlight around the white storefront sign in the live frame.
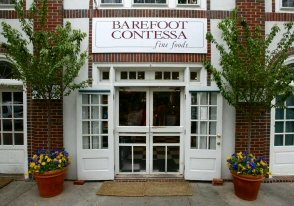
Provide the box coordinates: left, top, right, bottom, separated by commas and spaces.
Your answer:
92, 18, 207, 53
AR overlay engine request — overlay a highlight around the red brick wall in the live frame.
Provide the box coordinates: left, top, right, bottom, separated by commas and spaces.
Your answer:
235, 105, 270, 161
235, 1, 268, 159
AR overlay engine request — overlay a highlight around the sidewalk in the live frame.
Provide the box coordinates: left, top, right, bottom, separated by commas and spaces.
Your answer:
0, 180, 293, 206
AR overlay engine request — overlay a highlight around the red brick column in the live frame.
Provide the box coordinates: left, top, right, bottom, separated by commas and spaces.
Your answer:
28, 0, 64, 156
234, 1, 269, 159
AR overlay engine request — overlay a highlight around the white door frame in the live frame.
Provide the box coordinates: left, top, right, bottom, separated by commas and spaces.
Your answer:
114, 87, 185, 175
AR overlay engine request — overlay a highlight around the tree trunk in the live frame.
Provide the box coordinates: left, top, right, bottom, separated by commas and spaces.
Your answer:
46, 97, 52, 150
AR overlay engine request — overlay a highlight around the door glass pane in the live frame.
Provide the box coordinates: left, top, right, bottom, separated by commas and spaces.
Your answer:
153, 136, 179, 143
167, 146, 179, 172
14, 133, 24, 145
13, 92, 23, 103
199, 136, 207, 149
14, 120, 23, 131
191, 121, 197, 134
191, 106, 197, 120
209, 136, 216, 150
153, 146, 165, 172
191, 93, 197, 105
102, 106, 108, 119
200, 122, 207, 134
102, 136, 108, 148
3, 120, 12, 131
134, 146, 146, 172
274, 135, 283, 146
101, 121, 108, 134
82, 136, 90, 149
153, 91, 180, 126
13, 106, 23, 118
92, 136, 100, 149
119, 136, 146, 144
92, 121, 99, 134
91, 106, 99, 119
200, 93, 208, 105
3, 133, 12, 145
210, 93, 217, 105
209, 107, 217, 120
82, 121, 90, 134
119, 146, 132, 172
82, 107, 89, 119
82, 94, 89, 104
119, 91, 146, 126
209, 122, 216, 135
191, 136, 198, 148
91, 95, 99, 104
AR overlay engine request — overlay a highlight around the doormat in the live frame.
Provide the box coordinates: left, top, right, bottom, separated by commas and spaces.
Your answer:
0, 178, 13, 189
96, 181, 193, 197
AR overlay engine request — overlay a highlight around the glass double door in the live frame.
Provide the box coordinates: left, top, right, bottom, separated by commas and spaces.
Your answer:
116, 87, 183, 174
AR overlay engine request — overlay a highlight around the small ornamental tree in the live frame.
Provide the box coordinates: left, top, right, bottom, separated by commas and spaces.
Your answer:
1, 0, 88, 149
204, 10, 294, 153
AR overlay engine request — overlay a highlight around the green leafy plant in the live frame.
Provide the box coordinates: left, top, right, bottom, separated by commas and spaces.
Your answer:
227, 152, 270, 177
205, 9, 294, 153
1, 0, 88, 149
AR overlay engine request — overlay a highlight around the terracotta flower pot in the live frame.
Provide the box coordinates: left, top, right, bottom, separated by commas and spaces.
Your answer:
231, 172, 264, 201
34, 168, 67, 198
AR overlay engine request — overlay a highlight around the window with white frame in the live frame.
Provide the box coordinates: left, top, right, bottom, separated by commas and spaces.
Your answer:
133, 0, 167, 5
178, 0, 199, 6
100, 0, 123, 4
190, 92, 217, 150
274, 95, 294, 146
282, 0, 294, 8
82, 94, 109, 149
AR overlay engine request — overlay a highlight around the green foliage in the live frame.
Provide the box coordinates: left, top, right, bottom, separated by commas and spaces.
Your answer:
205, 10, 294, 109
1, 0, 88, 100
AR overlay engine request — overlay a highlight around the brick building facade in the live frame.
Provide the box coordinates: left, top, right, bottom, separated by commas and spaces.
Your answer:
0, 0, 293, 180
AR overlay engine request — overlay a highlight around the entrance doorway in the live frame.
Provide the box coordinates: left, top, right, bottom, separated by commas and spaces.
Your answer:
115, 87, 184, 175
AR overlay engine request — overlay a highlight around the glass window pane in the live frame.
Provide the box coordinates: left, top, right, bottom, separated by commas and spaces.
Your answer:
82, 107, 89, 119
286, 122, 294, 132
82, 136, 90, 149
13, 106, 23, 118
82, 121, 90, 134
134, 146, 146, 172
200, 93, 208, 105
172, 72, 179, 80
275, 122, 284, 133
138, 72, 145, 80
3, 133, 13, 145
210, 93, 217, 105
92, 136, 100, 149
3, 120, 12, 131
164, 72, 170, 80
2, 92, 11, 103
275, 108, 284, 120
102, 71, 109, 80
91, 95, 99, 104
119, 91, 146, 126
153, 146, 165, 172
91, 106, 99, 119
191, 136, 197, 148
191, 106, 198, 119
274, 135, 284, 146
92, 121, 99, 134
129, 72, 136, 79
101, 121, 108, 134
200, 106, 208, 120
191, 121, 197, 134
155, 72, 162, 80
14, 120, 23, 131
14, 133, 24, 145
102, 95, 108, 104
121, 72, 127, 79
191, 93, 197, 105
119, 136, 146, 144
119, 146, 132, 172
199, 136, 207, 149
82, 94, 89, 104
286, 96, 294, 106
153, 136, 179, 143
209, 107, 217, 120
102, 106, 108, 119
286, 108, 294, 119
13, 92, 23, 103
190, 72, 198, 81
209, 136, 216, 150
285, 134, 294, 146
209, 122, 216, 135
167, 146, 179, 172
2, 106, 11, 118
200, 122, 207, 134
102, 136, 108, 148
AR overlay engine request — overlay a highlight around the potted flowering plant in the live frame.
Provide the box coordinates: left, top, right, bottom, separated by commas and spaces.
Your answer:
28, 149, 70, 197
227, 151, 271, 201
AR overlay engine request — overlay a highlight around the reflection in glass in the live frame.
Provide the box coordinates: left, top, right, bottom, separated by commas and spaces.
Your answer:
119, 91, 146, 126
153, 91, 180, 126
13, 106, 23, 118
